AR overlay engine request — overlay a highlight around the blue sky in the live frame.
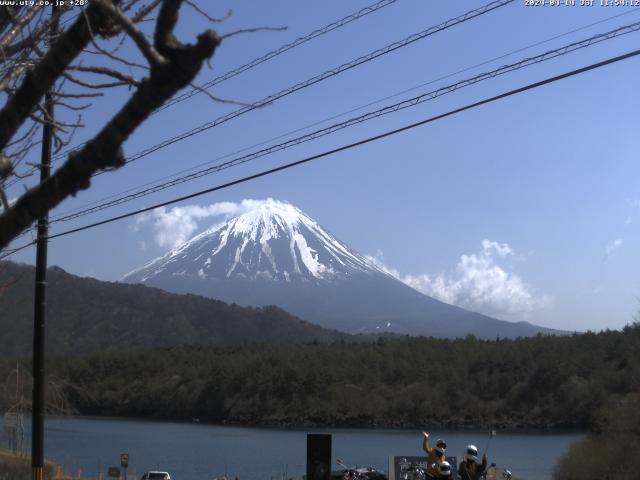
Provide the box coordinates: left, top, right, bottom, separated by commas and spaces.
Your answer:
6, 0, 640, 332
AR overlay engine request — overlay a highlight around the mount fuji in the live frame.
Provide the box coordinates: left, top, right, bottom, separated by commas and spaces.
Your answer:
123, 199, 559, 339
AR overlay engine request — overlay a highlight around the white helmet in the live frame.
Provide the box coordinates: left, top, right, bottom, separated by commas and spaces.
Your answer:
502, 470, 512, 480
465, 445, 478, 463
437, 461, 452, 477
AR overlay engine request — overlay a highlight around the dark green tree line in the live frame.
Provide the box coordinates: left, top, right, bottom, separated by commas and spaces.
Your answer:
1, 325, 639, 429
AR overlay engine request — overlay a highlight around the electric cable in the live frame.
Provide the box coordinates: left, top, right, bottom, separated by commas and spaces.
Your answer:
49, 7, 640, 221
6, 0, 401, 185
157, 0, 401, 112
45, 0, 401, 165
3, 44, 638, 258
49, 20, 640, 224
50, 0, 514, 171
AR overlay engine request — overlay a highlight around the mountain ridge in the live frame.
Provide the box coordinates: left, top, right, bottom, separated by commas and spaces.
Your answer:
123, 199, 563, 339
123, 199, 380, 284
0, 261, 353, 358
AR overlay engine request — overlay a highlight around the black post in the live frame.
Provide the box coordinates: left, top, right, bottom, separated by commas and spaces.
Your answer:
32, 8, 56, 480
31, 92, 52, 480
306, 434, 331, 480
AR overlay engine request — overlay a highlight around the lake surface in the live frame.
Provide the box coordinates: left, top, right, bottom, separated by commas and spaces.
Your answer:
1, 416, 582, 480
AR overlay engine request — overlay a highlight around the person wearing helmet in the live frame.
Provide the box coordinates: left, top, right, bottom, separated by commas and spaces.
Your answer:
457, 445, 487, 480
436, 461, 453, 479
421, 432, 447, 479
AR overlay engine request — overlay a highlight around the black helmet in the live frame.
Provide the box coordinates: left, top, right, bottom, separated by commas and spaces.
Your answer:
435, 439, 447, 454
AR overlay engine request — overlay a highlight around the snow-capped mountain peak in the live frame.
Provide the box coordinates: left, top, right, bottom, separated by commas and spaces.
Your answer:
226, 198, 305, 241
122, 199, 558, 339
123, 199, 377, 284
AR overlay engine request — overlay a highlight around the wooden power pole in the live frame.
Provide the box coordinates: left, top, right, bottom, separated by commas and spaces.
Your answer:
32, 7, 57, 480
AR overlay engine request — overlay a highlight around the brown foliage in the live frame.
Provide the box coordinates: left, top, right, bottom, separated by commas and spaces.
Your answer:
553, 393, 640, 480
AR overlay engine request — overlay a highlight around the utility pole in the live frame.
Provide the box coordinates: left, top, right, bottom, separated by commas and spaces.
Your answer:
32, 7, 57, 480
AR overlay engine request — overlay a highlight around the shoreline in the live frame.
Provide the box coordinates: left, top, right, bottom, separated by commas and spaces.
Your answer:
36, 413, 587, 433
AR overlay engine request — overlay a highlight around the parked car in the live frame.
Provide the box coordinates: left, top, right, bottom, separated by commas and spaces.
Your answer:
141, 471, 171, 480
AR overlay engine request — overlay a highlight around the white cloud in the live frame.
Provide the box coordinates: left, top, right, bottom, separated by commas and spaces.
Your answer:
481, 239, 513, 257
133, 199, 267, 249
367, 239, 550, 319
604, 238, 623, 258
623, 200, 640, 226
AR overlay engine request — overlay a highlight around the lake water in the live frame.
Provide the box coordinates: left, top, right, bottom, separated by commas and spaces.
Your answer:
1, 416, 582, 480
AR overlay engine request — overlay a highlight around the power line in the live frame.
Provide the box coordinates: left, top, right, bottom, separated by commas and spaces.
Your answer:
3, 44, 636, 259
118, 0, 515, 167
49, 20, 640, 224
43, 0, 400, 166
0, 242, 34, 259
2, 0, 511, 242
50, 7, 640, 221
51, 0, 513, 174
157, 0, 400, 112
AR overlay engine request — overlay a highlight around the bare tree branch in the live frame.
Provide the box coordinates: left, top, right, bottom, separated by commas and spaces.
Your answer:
54, 91, 104, 99
0, 50, 37, 93
0, 1, 221, 249
0, 153, 11, 211
31, 106, 83, 130
93, 0, 166, 66
122, 0, 145, 13
3, 9, 64, 59
154, 0, 182, 53
6, 119, 39, 148
0, 5, 42, 56
184, 1, 231, 23
84, 44, 150, 71
53, 121, 80, 154
54, 99, 92, 111
0, 6, 23, 38
61, 71, 132, 89
0, 1, 117, 152
130, 0, 163, 23
221, 26, 287, 41
188, 81, 251, 107
0, 154, 11, 180
69, 65, 141, 86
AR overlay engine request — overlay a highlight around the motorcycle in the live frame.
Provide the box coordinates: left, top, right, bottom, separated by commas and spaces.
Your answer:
332, 459, 388, 480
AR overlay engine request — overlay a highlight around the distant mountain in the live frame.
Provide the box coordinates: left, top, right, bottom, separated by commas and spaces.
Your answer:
0, 261, 351, 358
123, 199, 562, 339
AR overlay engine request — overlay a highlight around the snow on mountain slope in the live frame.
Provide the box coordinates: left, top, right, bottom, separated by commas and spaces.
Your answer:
123, 199, 562, 339
124, 199, 379, 285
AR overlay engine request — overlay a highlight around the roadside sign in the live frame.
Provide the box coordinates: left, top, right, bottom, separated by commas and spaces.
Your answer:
108, 467, 120, 478
388, 455, 459, 480
3, 412, 18, 430
120, 453, 129, 468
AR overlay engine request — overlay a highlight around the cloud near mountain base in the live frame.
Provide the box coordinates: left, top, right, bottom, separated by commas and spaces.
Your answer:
367, 239, 550, 320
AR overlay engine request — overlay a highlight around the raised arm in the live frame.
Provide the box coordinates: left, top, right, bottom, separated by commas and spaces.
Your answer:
422, 432, 430, 453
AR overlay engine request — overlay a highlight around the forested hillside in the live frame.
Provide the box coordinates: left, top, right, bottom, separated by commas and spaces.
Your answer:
0, 261, 351, 357
2, 326, 638, 429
